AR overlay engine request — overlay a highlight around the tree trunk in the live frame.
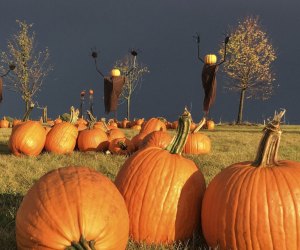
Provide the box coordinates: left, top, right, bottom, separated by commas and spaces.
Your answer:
236, 88, 246, 124
127, 98, 131, 121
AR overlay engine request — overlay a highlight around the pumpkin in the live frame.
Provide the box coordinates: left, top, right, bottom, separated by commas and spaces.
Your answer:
115, 108, 206, 244
77, 111, 109, 152
140, 130, 172, 150
135, 118, 144, 126
205, 119, 215, 130
201, 110, 300, 249
12, 119, 22, 127
111, 68, 121, 77
183, 118, 211, 155
108, 137, 135, 155
107, 128, 125, 142
121, 118, 130, 129
130, 132, 147, 151
0, 116, 10, 128
54, 116, 63, 125
204, 54, 217, 64
140, 117, 166, 135
131, 124, 141, 131
44, 107, 79, 154
89, 89, 94, 95
16, 166, 129, 250
9, 121, 46, 156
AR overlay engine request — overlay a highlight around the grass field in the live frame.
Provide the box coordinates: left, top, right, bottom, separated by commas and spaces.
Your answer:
1, 124, 300, 249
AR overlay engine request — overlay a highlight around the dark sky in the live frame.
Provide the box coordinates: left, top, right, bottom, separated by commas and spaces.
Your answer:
1, 0, 299, 123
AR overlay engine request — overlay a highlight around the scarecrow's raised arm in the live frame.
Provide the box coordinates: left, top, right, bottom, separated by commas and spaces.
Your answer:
125, 49, 138, 76
217, 35, 230, 66
91, 49, 105, 78
194, 33, 205, 64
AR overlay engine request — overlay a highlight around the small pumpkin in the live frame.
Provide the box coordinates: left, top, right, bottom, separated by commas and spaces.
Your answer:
183, 118, 211, 155
205, 119, 215, 130
111, 68, 121, 77
16, 166, 129, 249
204, 54, 217, 64
115, 108, 206, 244
77, 111, 108, 152
0, 116, 10, 128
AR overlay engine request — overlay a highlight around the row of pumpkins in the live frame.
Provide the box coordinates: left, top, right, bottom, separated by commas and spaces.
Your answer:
7, 107, 212, 157
15, 108, 300, 249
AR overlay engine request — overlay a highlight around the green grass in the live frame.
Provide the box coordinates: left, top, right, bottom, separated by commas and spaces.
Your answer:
1, 125, 300, 249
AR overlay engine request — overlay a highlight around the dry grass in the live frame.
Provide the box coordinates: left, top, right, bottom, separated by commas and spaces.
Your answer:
1, 125, 300, 249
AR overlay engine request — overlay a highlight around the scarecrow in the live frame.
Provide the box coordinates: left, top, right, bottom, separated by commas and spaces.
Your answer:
92, 49, 137, 116
0, 63, 16, 102
195, 34, 229, 117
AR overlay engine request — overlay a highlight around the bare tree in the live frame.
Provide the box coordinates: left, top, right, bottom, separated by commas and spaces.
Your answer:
219, 16, 277, 124
0, 20, 52, 116
114, 51, 149, 120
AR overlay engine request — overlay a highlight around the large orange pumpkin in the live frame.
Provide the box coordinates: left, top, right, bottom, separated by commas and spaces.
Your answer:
44, 107, 79, 154
9, 121, 46, 156
201, 110, 300, 249
16, 166, 129, 250
115, 109, 206, 244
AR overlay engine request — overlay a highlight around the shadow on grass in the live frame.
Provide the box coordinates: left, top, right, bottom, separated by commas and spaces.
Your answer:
0, 193, 23, 248
0, 143, 10, 155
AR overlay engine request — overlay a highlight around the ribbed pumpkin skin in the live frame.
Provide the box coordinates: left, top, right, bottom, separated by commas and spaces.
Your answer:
204, 54, 217, 64
140, 131, 172, 150
115, 147, 206, 244
16, 166, 129, 250
9, 121, 46, 156
107, 128, 125, 142
44, 122, 78, 154
183, 133, 211, 154
140, 118, 166, 135
202, 161, 300, 250
77, 128, 108, 152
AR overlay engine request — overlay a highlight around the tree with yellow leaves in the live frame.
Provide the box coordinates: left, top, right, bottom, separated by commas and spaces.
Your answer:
114, 51, 149, 120
0, 20, 52, 117
219, 16, 276, 124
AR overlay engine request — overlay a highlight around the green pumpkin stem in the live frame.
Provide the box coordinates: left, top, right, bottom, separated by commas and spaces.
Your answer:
22, 102, 35, 121
87, 110, 97, 129
69, 106, 79, 124
166, 107, 191, 154
252, 110, 286, 167
66, 235, 96, 250
192, 117, 206, 134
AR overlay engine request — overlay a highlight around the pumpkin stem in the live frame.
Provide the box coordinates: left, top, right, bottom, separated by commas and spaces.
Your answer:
87, 110, 97, 129
192, 117, 206, 133
118, 140, 128, 150
66, 235, 96, 250
166, 108, 191, 154
22, 102, 35, 121
69, 106, 79, 124
100, 117, 109, 132
252, 109, 286, 167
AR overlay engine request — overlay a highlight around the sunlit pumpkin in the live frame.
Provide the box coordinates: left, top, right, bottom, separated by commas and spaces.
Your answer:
16, 166, 129, 250
115, 109, 206, 244
0, 116, 9, 128
111, 68, 121, 77
201, 110, 300, 250
45, 107, 79, 154
9, 121, 46, 156
204, 54, 217, 64
140, 130, 173, 150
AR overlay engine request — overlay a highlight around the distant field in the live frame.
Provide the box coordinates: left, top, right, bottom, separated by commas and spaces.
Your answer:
1, 124, 300, 249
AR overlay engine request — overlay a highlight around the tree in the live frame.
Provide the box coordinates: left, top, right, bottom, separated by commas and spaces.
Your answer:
0, 20, 52, 116
219, 16, 276, 124
114, 52, 149, 120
